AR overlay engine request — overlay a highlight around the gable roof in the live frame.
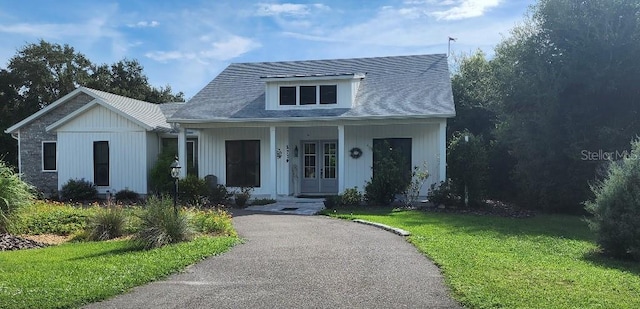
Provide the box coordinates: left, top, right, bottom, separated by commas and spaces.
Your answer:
169, 54, 455, 123
5, 87, 179, 133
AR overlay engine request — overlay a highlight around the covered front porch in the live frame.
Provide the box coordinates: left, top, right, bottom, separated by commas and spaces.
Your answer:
174, 119, 447, 199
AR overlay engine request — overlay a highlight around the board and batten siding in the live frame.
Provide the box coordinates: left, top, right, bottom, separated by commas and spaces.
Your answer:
55, 105, 150, 194
342, 122, 442, 196
199, 127, 273, 195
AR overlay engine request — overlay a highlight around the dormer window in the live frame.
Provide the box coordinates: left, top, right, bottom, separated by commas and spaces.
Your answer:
280, 87, 296, 105
278, 85, 337, 106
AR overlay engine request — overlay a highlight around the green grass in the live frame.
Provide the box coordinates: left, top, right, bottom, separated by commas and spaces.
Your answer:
0, 236, 238, 309
326, 208, 640, 309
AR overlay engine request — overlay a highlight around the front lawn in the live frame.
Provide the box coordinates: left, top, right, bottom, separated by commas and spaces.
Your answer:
0, 236, 238, 309
328, 209, 640, 309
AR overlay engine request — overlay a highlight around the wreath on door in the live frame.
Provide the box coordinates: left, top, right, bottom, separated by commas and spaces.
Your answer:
349, 147, 363, 159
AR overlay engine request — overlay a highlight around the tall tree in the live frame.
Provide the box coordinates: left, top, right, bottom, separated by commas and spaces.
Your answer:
493, 0, 640, 212
86, 59, 184, 103
7, 40, 93, 119
0, 40, 185, 168
448, 50, 498, 138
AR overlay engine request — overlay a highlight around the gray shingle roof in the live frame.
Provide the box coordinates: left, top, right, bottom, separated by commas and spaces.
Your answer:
81, 87, 175, 131
170, 54, 455, 122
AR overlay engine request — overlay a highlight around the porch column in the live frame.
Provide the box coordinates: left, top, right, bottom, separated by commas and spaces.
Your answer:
439, 120, 446, 182
338, 125, 345, 194
177, 126, 187, 178
269, 126, 277, 199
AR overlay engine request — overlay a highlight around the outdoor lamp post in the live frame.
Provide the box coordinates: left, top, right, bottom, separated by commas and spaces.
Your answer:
170, 156, 181, 215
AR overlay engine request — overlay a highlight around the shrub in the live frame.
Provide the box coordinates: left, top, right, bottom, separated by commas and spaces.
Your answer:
178, 175, 209, 205
402, 163, 430, 207
234, 187, 253, 208
7, 201, 92, 235
447, 131, 488, 207
364, 142, 408, 206
149, 148, 177, 195
87, 207, 126, 241
132, 196, 193, 249
60, 178, 98, 202
208, 184, 233, 205
341, 187, 362, 207
0, 160, 34, 232
189, 208, 236, 236
584, 138, 640, 261
427, 179, 461, 207
323, 195, 341, 209
114, 189, 139, 203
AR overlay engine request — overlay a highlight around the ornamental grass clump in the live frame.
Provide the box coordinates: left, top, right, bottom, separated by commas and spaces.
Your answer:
584, 138, 640, 261
0, 160, 34, 232
133, 196, 193, 249
87, 206, 127, 241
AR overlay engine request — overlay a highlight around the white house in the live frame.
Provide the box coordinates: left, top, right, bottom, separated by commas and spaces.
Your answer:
169, 54, 455, 198
4, 54, 455, 199
4, 87, 185, 196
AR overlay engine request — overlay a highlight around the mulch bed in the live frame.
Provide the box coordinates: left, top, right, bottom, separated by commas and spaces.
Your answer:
420, 200, 536, 218
0, 233, 48, 251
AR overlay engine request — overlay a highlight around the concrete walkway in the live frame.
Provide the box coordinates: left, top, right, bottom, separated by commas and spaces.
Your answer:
245, 197, 326, 215
85, 211, 461, 308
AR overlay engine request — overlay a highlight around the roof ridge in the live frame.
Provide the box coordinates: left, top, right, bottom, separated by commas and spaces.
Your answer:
231, 53, 445, 66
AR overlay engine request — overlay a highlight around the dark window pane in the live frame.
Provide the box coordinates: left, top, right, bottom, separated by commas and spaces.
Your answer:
320, 85, 337, 104
93, 141, 109, 186
280, 87, 296, 105
43, 142, 56, 171
225, 140, 260, 187
300, 86, 316, 105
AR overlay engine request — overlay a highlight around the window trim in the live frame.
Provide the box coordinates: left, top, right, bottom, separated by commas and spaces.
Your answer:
225, 140, 261, 188
93, 141, 110, 187
42, 141, 57, 172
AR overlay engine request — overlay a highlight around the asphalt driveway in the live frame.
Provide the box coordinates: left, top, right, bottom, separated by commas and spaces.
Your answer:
85, 211, 460, 308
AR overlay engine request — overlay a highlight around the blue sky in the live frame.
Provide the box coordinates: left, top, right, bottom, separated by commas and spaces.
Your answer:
0, 0, 535, 99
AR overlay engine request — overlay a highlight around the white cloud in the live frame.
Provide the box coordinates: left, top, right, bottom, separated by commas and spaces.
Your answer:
429, 0, 501, 20
145, 35, 260, 63
129, 20, 160, 28
200, 36, 261, 61
255, 3, 310, 16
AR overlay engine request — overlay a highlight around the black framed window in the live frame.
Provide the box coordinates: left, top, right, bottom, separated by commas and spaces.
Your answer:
42, 142, 56, 171
373, 138, 412, 183
226, 140, 260, 187
279, 87, 296, 105
300, 86, 317, 105
320, 85, 337, 104
93, 141, 109, 186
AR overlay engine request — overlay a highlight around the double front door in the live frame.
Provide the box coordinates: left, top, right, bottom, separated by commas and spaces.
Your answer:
300, 141, 338, 194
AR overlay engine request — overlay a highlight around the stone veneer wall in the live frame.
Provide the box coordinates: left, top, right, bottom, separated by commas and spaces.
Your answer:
19, 93, 93, 195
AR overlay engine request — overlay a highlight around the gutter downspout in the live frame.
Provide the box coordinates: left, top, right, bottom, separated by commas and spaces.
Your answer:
10, 132, 21, 175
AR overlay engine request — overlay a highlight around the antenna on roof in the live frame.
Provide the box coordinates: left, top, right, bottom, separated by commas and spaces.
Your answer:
448, 37, 457, 57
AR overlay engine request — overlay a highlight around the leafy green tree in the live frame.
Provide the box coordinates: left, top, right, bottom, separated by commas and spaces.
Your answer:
0, 40, 184, 169
447, 131, 488, 207
449, 51, 517, 201
492, 0, 640, 212
86, 59, 184, 103
448, 50, 498, 138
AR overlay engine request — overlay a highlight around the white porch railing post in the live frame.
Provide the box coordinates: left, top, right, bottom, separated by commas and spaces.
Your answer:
270, 126, 277, 199
439, 120, 447, 182
338, 125, 345, 194
178, 126, 187, 178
